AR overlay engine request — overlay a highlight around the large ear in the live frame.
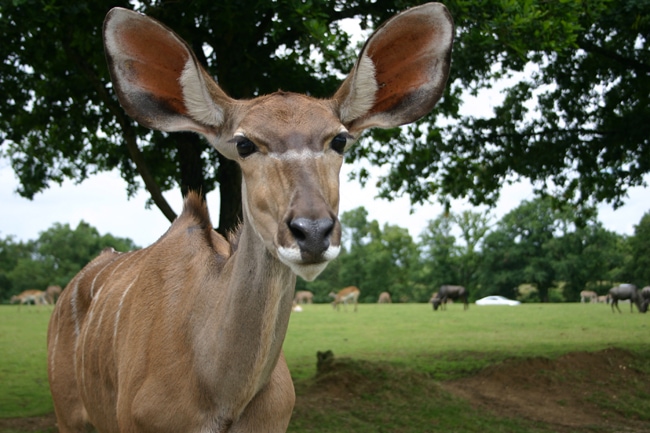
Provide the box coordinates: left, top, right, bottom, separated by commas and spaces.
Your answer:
333, 3, 454, 134
103, 8, 233, 142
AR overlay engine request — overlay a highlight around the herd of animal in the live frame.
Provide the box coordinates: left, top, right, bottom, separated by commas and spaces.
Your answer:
10, 284, 648, 314
581, 285, 650, 313
9, 285, 61, 308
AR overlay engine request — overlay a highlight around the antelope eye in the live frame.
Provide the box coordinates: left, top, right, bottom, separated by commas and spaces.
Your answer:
330, 134, 349, 154
234, 137, 257, 158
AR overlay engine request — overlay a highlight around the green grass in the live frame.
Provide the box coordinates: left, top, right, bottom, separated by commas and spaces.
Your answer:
284, 302, 650, 379
1, 302, 649, 430
0, 306, 54, 418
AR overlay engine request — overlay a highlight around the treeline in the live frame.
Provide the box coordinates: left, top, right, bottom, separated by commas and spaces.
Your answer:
0, 222, 138, 302
2, 197, 649, 304
298, 198, 650, 304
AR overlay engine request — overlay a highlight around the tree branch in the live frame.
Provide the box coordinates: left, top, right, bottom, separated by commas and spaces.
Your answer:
66, 43, 178, 223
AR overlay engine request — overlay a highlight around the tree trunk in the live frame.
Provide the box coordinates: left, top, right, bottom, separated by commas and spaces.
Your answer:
216, 153, 242, 236
175, 132, 207, 197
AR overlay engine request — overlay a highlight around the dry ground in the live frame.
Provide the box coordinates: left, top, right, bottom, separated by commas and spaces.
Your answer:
1, 348, 648, 433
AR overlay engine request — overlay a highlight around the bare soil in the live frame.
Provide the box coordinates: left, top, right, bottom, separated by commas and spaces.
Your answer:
2, 348, 648, 433
441, 347, 650, 432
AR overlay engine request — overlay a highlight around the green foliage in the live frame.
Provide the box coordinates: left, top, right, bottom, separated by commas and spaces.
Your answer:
295, 201, 641, 304
2, 0, 648, 234
0, 222, 138, 302
627, 212, 650, 286
297, 207, 420, 303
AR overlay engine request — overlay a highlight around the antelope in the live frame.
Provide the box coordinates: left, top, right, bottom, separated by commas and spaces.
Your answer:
641, 286, 650, 313
609, 284, 644, 313
294, 290, 314, 305
45, 285, 62, 305
329, 286, 361, 312
579, 290, 598, 303
431, 285, 469, 311
596, 295, 610, 303
47, 4, 453, 433
10, 289, 47, 308
378, 291, 392, 303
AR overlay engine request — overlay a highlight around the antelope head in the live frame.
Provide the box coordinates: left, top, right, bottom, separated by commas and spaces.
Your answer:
103, 4, 453, 281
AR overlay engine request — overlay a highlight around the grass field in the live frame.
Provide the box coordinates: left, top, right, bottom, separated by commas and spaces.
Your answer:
1, 302, 649, 432
284, 302, 650, 379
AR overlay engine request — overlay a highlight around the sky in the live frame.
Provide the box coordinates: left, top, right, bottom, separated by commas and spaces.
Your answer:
0, 156, 647, 248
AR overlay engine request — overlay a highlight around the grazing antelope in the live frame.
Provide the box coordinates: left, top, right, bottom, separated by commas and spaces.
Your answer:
47, 4, 453, 433
641, 286, 650, 313
378, 291, 392, 303
10, 289, 47, 308
609, 284, 644, 313
329, 286, 361, 312
294, 290, 314, 305
579, 290, 598, 303
44, 285, 62, 305
431, 285, 468, 311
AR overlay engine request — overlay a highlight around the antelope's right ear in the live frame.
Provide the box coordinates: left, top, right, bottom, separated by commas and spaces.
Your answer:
103, 8, 234, 142
333, 2, 454, 135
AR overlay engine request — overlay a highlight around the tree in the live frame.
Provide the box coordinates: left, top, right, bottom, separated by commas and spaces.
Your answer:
548, 223, 627, 300
352, 0, 649, 216
453, 210, 491, 293
627, 212, 650, 286
0, 235, 33, 301
0, 0, 356, 233
3, 0, 647, 238
417, 213, 459, 296
479, 198, 562, 302
0, 221, 138, 302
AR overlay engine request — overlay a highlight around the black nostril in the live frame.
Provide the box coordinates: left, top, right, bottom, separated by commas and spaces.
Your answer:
289, 220, 307, 242
289, 217, 334, 257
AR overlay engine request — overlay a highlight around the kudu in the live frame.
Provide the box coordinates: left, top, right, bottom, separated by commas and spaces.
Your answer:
47, 4, 453, 433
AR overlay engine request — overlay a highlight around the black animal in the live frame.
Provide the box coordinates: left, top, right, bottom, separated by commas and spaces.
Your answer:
431, 285, 469, 311
641, 286, 650, 313
609, 284, 645, 313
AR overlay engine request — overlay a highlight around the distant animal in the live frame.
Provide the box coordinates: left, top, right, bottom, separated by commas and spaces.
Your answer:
431, 285, 468, 311
329, 286, 360, 312
641, 286, 650, 313
294, 290, 314, 305
10, 290, 47, 309
580, 290, 598, 303
609, 284, 644, 313
596, 295, 610, 304
377, 292, 392, 303
44, 285, 62, 305
291, 302, 303, 313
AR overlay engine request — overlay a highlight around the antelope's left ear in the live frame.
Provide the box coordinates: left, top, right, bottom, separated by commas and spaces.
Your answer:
333, 2, 454, 134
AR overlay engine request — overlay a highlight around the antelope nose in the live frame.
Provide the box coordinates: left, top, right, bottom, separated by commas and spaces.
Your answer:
289, 217, 334, 259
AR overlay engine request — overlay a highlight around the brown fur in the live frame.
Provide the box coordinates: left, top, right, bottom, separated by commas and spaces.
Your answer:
48, 4, 453, 433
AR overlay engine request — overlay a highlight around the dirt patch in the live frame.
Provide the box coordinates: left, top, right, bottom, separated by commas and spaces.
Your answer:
2, 348, 648, 432
0, 413, 57, 433
441, 347, 649, 432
